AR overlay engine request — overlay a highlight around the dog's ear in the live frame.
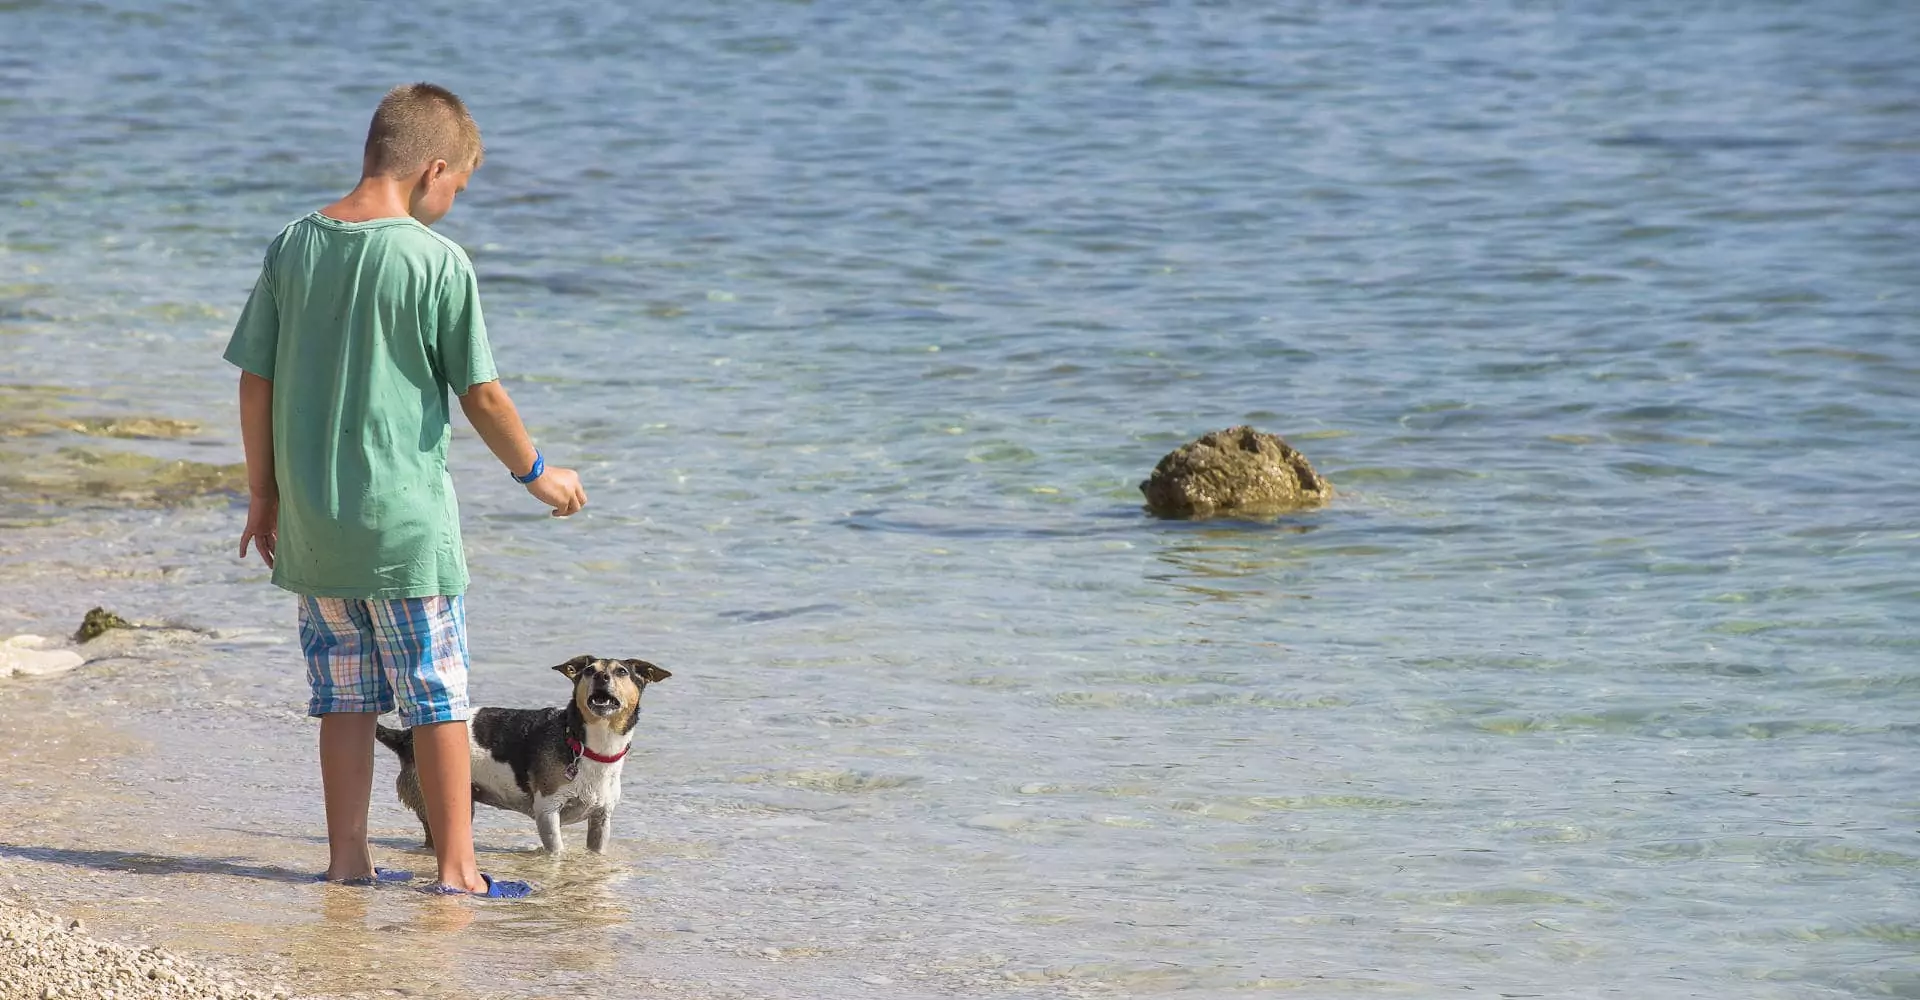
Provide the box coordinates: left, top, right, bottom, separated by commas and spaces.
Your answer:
625, 659, 671, 683
552, 655, 595, 680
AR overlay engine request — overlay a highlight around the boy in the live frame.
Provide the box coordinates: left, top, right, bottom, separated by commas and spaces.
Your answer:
225, 83, 585, 898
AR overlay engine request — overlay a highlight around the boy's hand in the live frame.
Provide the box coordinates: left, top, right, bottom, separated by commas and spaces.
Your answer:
240, 493, 278, 567
527, 466, 586, 517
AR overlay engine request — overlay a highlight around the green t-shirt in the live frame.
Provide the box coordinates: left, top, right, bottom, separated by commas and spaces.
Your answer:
224, 213, 498, 598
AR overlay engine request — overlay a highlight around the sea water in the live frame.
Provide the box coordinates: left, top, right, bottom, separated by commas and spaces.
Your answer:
1, 2, 1917, 997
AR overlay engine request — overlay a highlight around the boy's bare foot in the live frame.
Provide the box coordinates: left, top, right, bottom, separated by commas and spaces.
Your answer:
436, 871, 488, 894
317, 867, 413, 886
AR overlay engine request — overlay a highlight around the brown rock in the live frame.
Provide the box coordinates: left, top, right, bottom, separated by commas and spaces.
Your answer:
1140, 426, 1332, 518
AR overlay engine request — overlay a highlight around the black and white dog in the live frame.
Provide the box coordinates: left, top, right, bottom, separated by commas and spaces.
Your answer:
376, 655, 670, 854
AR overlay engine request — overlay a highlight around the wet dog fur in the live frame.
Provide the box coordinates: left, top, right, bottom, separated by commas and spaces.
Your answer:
375, 655, 670, 854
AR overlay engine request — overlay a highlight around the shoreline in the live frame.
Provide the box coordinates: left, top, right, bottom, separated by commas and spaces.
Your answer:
1, 898, 304, 1000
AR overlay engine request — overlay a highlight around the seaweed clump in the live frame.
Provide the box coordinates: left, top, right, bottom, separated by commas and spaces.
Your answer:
75, 607, 133, 643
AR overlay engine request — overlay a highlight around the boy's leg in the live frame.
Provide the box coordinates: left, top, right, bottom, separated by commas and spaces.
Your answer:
411, 720, 484, 892
300, 597, 396, 881
318, 712, 379, 880
371, 596, 484, 893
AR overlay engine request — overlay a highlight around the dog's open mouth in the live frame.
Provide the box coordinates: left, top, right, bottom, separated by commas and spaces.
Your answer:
586, 692, 621, 715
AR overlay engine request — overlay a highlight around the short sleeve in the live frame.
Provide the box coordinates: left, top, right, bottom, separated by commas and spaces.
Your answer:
223, 263, 279, 379
435, 255, 498, 395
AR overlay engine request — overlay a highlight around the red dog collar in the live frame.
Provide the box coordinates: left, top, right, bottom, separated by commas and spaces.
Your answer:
567, 736, 628, 764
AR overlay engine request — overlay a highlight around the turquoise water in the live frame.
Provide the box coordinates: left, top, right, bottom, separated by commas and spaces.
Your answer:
2, 2, 1918, 997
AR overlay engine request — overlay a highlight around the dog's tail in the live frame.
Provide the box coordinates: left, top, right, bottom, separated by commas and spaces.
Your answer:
374, 723, 415, 762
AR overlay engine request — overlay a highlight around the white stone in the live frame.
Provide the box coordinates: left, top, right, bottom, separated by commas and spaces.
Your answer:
961, 813, 1029, 832
1, 635, 85, 678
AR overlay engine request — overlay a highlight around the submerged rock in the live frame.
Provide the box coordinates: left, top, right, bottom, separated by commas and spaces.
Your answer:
0, 447, 246, 509
53, 416, 201, 439
75, 607, 133, 643
0, 416, 201, 439
0, 635, 84, 678
70, 606, 230, 657
1140, 426, 1332, 518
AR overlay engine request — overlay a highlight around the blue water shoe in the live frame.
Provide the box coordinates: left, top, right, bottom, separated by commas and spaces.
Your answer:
422, 873, 532, 899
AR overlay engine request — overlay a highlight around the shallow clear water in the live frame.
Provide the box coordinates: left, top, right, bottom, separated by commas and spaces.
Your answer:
2, 1, 1918, 997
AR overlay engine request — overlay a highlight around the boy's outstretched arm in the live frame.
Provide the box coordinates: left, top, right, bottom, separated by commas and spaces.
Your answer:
238, 371, 278, 567
458, 380, 587, 517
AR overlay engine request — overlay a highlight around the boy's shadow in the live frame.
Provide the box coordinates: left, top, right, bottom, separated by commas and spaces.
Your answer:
0, 840, 483, 938
0, 842, 311, 884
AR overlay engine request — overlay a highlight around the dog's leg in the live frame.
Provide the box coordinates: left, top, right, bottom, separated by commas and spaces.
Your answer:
535, 807, 565, 854
398, 770, 434, 849
586, 809, 612, 854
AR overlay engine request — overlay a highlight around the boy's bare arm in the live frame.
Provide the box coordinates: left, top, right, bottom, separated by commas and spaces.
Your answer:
458, 380, 587, 517
238, 372, 278, 566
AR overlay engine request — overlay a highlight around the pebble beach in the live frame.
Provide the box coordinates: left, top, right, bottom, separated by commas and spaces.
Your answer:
1, 900, 297, 1000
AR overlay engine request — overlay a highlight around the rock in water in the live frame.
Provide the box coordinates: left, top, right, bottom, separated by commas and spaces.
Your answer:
1140, 426, 1332, 518
74, 607, 133, 643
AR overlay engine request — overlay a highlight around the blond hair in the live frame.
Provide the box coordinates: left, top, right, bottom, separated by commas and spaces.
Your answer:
362, 83, 484, 178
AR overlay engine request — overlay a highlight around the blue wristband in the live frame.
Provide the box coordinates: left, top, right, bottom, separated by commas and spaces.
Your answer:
512, 450, 545, 484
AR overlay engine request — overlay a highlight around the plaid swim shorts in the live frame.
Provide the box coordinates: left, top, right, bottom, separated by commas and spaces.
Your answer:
297, 595, 471, 727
